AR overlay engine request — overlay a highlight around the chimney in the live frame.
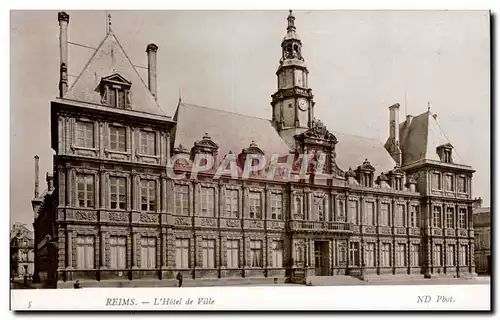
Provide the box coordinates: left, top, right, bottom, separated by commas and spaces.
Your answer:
46, 173, 54, 192
34, 155, 39, 198
406, 114, 413, 127
58, 11, 70, 97
388, 103, 402, 166
146, 43, 159, 99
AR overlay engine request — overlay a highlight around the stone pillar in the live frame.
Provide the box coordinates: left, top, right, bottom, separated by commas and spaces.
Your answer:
132, 232, 138, 268
100, 232, 107, 268
67, 230, 73, 269
161, 229, 167, 268
99, 165, 105, 209
65, 164, 72, 207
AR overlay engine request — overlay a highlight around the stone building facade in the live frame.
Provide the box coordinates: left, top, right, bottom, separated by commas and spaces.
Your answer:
10, 223, 35, 278
473, 199, 490, 275
33, 11, 477, 288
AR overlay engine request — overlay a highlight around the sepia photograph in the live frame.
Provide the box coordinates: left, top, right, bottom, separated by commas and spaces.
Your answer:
9, 7, 491, 311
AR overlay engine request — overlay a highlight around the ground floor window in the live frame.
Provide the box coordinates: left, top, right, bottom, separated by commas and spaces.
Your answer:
141, 237, 156, 268
434, 244, 442, 267
226, 239, 239, 268
175, 239, 190, 268
76, 235, 95, 269
380, 243, 391, 267
365, 243, 375, 267
396, 244, 406, 267
349, 242, 360, 266
272, 241, 283, 268
110, 236, 127, 269
411, 244, 421, 267
250, 240, 263, 267
447, 244, 456, 266
202, 239, 216, 268
459, 245, 468, 266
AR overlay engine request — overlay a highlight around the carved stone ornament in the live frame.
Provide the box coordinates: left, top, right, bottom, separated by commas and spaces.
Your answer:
377, 172, 389, 182
294, 118, 338, 144
140, 213, 158, 223
175, 217, 191, 226
345, 167, 356, 178
75, 210, 97, 221
269, 221, 281, 229
226, 219, 241, 228
357, 159, 376, 172
200, 218, 217, 227
249, 220, 264, 228
108, 212, 128, 222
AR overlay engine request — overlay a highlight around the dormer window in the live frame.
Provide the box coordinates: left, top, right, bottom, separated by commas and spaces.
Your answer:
97, 74, 131, 109
437, 143, 453, 163
355, 159, 375, 188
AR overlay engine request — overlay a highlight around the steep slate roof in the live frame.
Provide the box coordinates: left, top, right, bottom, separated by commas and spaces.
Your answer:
64, 32, 166, 117
174, 103, 396, 176
398, 110, 462, 166
332, 131, 396, 175
173, 103, 292, 158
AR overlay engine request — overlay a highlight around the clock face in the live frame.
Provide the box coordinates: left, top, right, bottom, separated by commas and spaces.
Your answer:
298, 98, 308, 111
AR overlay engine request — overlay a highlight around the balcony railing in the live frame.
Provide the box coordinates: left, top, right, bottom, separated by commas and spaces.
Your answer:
289, 220, 353, 233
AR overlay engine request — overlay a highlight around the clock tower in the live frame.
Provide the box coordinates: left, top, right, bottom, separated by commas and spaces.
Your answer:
271, 10, 315, 148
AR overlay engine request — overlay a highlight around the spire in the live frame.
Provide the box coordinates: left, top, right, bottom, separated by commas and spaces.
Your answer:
287, 10, 296, 32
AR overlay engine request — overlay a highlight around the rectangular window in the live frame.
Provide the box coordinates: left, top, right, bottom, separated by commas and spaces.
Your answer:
349, 242, 360, 266
434, 244, 442, 266
396, 244, 406, 267
272, 241, 283, 268
140, 131, 156, 155
458, 208, 467, 229
140, 180, 156, 212
226, 240, 239, 268
109, 126, 126, 152
175, 239, 190, 268
432, 172, 441, 190
76, 121, 94, 148
459, 245, 468, 266
200, 187, 215, 217
270, 193, 283, 220
117, 89, 126, 109
348, 200, 358, 224
447, 244, 456, 266
445, 175, 454, 191
141, 237, 156, 268
175, 185, 190, 215
411, 244, 421, 267
365, 202, 375, 225
110, 236, 127, 269
395, 204, 406, 227
110, 177, 127, 210
446, 207, 455, 229
365, 243, 375, 267
433, 206, 442, 228
315, 197, 326, 221
76, 235, 94, 269
381, 243, 391, 267
380, 203, 390, 226
410, 205, 419, 227
458, 176, 466, 193
77, 174, 95, 208
225, 189, 239, 218
249, 192, 262, 219
250, 240, 263, 267
202, 239, 216, 268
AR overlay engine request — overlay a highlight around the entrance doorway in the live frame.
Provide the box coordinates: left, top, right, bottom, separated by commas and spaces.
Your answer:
314, 241, 330, 276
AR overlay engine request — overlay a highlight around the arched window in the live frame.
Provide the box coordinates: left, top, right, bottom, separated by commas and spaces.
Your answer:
293, 44, 299, 54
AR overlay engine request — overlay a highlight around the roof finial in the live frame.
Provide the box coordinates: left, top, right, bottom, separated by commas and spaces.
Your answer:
178, 88, 182, 104
427, 101, 431, 112
107, 13, 112, 34
287, 9, 296, 31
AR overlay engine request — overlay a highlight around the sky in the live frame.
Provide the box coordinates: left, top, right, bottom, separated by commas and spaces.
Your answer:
10, 10, 490, 227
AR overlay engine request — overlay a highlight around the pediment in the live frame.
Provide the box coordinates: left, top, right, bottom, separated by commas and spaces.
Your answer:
101, 73, 132, 86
